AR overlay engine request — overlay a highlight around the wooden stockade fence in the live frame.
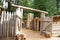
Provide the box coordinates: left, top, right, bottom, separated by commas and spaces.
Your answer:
0, 6, 23, 40
0, 11, 16, 40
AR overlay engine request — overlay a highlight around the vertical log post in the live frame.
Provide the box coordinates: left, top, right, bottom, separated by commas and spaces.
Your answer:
1, 11, 4, 37
40, 12, 45, 34
37, 18, 40, 31
15, 7, 24, 40
15, 7, 23, 35
26, 13, 34, 29
20, 8, 23, 34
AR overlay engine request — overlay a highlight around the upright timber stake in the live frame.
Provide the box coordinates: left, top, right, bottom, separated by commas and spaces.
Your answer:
40, 12, 46, 34
16, 7, 23, 35
26, 13, 34, 29
15, 7, 26, 40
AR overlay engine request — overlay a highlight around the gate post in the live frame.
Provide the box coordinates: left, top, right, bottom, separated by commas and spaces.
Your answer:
40, 12, 45, 34
15, 7, 23, 35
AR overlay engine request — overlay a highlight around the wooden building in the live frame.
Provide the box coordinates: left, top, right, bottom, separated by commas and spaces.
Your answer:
52, 15, 60, 37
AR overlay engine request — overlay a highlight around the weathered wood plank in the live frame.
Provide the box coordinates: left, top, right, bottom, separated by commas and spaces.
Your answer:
12, 4, 48, 14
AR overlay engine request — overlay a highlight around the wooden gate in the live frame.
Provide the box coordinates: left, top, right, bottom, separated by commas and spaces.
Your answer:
41, 17, 52, 37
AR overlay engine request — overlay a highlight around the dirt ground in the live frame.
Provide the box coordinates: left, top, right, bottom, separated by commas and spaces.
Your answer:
22, 28, 60, 40
0, 28, 60, 40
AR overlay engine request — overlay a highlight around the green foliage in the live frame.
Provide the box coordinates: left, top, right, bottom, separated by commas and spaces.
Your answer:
6, 1, 16, 12
32, 0, 46, 17
32, 0, 46, 11
0, 0, 2, 6
33, 0, 58, 16
14, 0, 32, 7
46, 0, 58, 16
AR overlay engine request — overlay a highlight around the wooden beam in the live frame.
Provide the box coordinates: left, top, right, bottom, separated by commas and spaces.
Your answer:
12, 4, 48, 14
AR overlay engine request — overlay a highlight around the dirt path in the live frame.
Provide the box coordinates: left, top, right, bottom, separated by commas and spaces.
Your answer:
22, 29, 60, 40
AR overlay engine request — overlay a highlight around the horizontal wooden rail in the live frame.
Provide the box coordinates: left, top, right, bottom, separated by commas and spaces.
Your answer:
12, 4, 48, 14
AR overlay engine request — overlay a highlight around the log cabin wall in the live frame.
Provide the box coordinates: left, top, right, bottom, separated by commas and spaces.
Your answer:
52, 16, 60, 36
